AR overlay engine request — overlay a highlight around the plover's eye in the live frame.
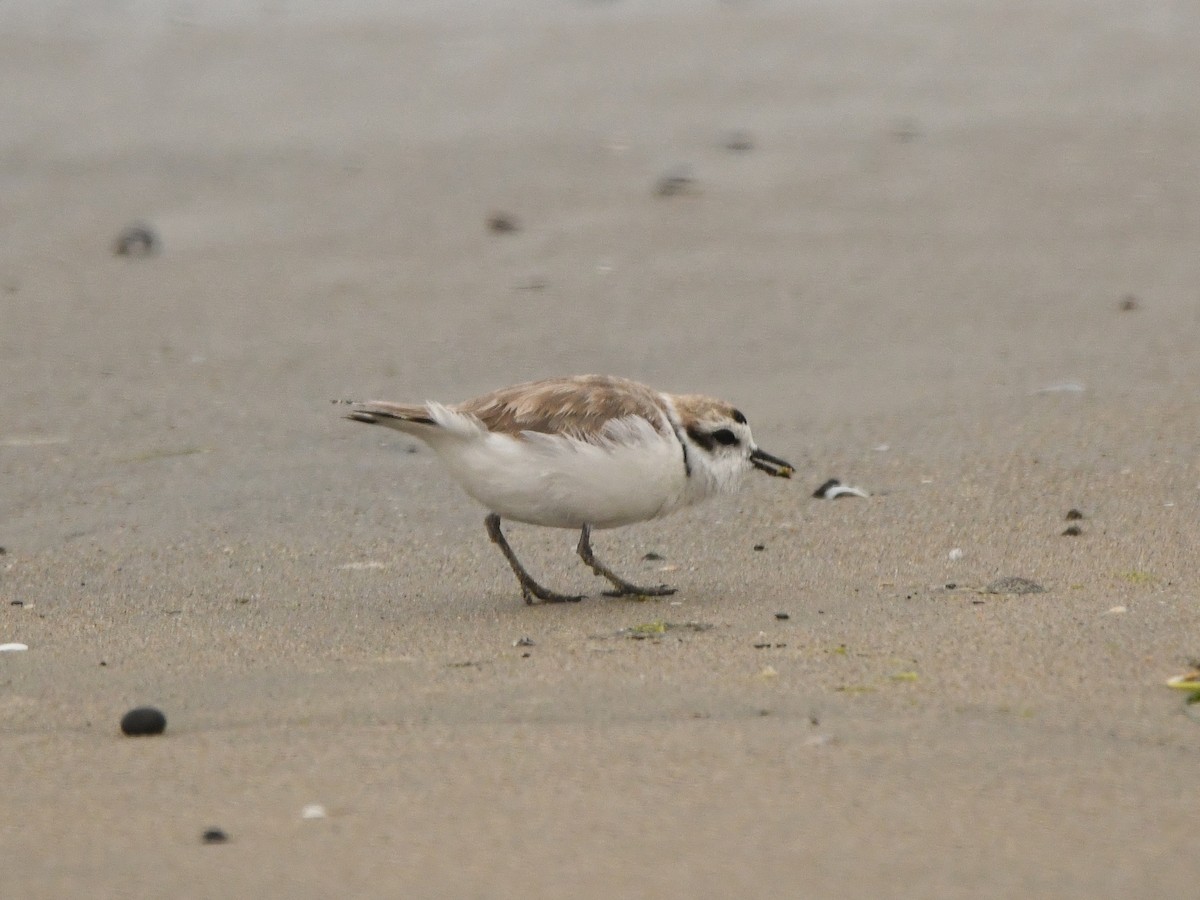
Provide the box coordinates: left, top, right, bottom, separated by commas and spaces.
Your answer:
712, 428, 739, 446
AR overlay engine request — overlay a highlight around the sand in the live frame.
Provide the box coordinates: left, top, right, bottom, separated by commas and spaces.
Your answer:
2, 1, 1198, 896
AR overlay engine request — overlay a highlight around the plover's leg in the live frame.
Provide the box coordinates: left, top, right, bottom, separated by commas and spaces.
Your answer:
484, 514, 584, 604
576, 525, 676, 597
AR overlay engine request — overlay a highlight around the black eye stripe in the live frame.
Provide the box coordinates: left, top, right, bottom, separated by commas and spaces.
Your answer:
686, 425, 742, 451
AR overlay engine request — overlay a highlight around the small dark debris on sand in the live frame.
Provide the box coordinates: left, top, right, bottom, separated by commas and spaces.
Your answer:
201, 828, 228, 845
114, 223, 159, 257
120, 706, 167, 736
642, 551, 664, 561
1066, 508, 1084, 520
984, 576, 1046, 595
775, 612, 790, 620
721, 130, 755, 152
655, 166, 696, 196
1119, 294, 1139, 311
486, 212, 520, 233
1062, 525, 1083, 536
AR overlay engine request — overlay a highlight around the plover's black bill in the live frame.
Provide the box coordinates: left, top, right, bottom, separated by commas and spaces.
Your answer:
750, 447, 794, 478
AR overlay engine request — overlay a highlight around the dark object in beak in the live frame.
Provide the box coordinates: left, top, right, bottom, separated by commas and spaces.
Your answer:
750, 447, 794, 478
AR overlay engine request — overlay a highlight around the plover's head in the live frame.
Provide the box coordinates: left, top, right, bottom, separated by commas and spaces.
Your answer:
669, 395, 793, 496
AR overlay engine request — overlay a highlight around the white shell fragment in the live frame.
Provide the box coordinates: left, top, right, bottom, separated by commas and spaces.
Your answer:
0, 642, 29, 652
301, 804, 328, 819
812, 478, 869, 500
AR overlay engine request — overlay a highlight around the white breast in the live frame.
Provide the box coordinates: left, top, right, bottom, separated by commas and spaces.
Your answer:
430, 415, 691, 529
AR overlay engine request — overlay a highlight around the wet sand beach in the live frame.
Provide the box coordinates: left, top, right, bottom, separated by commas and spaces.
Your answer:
2, 2, 1199, 896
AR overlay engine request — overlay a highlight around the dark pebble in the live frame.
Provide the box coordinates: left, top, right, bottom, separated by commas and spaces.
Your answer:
113, 223, 159, 257
1065, 508, 1084, 520
722, 130, 755, 152
202, 828, 228, 844
945, 583, 957, 590
10, 599, 22, 607
774, 612, 790, 620
752, 544, 765, 552
642, 552, 664, 561
1062, 525, 1083, 536
487, 212, 520, 233
655, 167, 695, 197
120, 706, 167, 736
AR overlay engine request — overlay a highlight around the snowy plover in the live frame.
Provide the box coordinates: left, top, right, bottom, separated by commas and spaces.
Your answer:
344, 375, 793, 604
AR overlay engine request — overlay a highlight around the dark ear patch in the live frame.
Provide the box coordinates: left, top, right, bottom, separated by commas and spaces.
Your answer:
731, 409, 747, 425
686, 426, 715, 452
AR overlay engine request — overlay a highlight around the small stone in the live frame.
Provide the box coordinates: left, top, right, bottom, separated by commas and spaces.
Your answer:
486, 212, 520, 233
120, 706, 167, 736
113, 223, 159, 257
10, 600, 23, 607
655, 166, 695, 197
948, 548, 964, 561
201, 828, 228, 844
301, 804, 327, 820
1065, 508, 1084, 520
0, 642, 28, 652
641, 552, 665, 561
753, 544, 766, 552
721, 130, 755, 152
1062, 525, 1082, 536
774, 612, 790, 620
